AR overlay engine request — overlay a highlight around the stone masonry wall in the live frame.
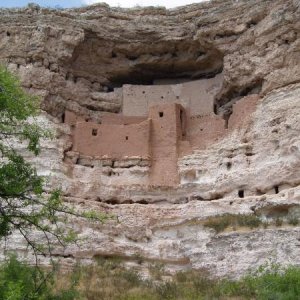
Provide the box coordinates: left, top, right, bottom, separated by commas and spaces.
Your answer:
101, 114, 147, 125
73, 120, 151, 159
187, 114, 226, 151
66, 93, 260, 186
149, 103, 185, 186
122, 74, 223, 117
229, 95, 261, 130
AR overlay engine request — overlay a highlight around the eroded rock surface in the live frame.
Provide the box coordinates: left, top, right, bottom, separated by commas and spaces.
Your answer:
0, 0, 300, 279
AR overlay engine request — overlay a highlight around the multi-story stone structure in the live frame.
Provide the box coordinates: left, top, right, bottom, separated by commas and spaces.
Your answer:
64, 74, 259, 186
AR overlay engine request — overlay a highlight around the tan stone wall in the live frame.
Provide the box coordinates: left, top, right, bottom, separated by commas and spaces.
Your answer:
122, 73, 223, 117
73, 120, 151, 159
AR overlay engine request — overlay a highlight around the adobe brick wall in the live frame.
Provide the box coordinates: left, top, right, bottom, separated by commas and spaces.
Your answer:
180, 74, 223, 116
122, 73, 223, 117
101, 113, 146, 125
178, 140, 192, 157
148, 103, 184, 186
64, 110, 85, 126
73, 120, 151, 159
229, 95, 260, 130
187, 114, 226, 151
64, 81, 260, 187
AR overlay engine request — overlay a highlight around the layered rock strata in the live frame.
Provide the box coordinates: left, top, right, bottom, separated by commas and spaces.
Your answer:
0, 0, 300, 278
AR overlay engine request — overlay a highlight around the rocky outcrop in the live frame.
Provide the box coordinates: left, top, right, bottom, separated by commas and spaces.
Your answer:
0, 0, 300, 279
1, 0, 299, 117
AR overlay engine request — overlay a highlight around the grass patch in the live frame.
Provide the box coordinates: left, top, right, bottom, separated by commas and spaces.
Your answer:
75, 262, 300, 300
148, 262, 165, 280
4, 256, 300, 300
288, 216, 299, 226
0, 255, 80, 300
203, 213, 262, 233
203, 213, 300, 233
275, 217, 283, 227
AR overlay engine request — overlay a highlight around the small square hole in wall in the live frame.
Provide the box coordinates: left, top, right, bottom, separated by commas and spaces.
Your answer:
159, 112, 164, 118
125, 136, 128, 140
238, 190, 244, 198
92, 128, 98, 136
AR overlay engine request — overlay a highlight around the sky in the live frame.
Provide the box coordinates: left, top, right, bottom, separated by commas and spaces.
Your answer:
0, 0, 206, 9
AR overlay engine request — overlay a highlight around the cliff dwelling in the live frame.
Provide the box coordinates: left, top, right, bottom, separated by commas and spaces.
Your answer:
2, 0, 300, 283
64, 73, 260, 187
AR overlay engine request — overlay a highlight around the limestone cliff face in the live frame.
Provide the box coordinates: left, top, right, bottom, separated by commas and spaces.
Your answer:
0, 0, 300, 278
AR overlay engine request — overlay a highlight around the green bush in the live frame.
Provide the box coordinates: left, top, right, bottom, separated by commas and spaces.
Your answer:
288, 216, 299, 226
3, 255, 300, 300
221, 263, 300, 300
204, 213, 300, 234
203, 214, 262, 233
0, 255, 80, 300
76, 257, 300, 300
203, 214, 232, 233
275, 217, 283, 227
155, 281, 179, 300
236, 214, 262, 228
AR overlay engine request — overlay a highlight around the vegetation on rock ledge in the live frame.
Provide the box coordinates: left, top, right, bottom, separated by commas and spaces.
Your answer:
203, 213, 300, 233
2, 255, 300, 300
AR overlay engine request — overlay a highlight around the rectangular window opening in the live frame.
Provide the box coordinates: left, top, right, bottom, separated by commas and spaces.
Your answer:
238, 190, 244, 198
159, 112, 164, 118
92, 128, 98, 136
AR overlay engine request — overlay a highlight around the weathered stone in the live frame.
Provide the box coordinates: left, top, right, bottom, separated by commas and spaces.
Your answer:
0, 0, 300, 280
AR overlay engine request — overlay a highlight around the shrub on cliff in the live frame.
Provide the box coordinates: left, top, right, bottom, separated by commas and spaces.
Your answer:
0, 255, 79, 300
0, 65, 106, 258
2, 253, 300, 299
59, 260, 300, 300
0, 65, 70, 256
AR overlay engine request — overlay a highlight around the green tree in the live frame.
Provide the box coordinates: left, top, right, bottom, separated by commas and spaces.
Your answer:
0, 66, 105, 259
0, 254, 80, 300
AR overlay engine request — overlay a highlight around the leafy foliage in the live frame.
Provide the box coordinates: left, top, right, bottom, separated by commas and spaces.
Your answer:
1, 255, 300, 300
218, 263, 300, 299
0, 255, 80, 300
2, 248, 300, 300
0, 66, 45, 154
0, 66, 108, 260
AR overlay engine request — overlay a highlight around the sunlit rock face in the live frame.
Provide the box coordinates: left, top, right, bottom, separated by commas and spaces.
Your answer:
0, 0, 300, 279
